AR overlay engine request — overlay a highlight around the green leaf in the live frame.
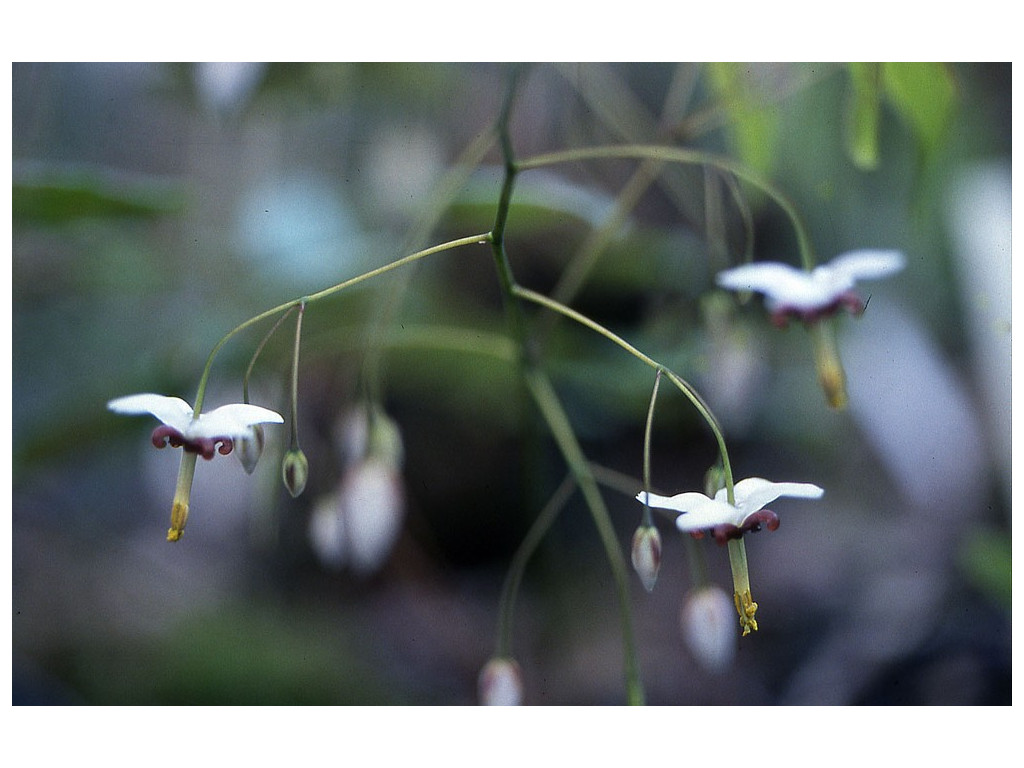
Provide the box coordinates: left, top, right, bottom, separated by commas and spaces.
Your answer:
959, 528, 1011, 610
881, 62, 957, 161
12, 161, 185, 226
706, 63, 781, 177
845, 63, 883, 170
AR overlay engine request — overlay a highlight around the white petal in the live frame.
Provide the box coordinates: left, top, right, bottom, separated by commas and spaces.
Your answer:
107, 393, 195, 432
828, 249, 905, 282
716, 262, 836, 310
673, 498, 744, 531
716, 477, 824, 520
188, 403, 284, 439
636, 491, 742, 530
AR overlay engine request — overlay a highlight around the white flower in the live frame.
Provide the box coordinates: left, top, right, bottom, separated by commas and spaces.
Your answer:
716, 250, 904, 324
107, 393, 283, 460
637, 477, 823, 543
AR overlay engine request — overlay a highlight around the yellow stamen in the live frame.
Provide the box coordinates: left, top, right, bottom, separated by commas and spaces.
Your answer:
733, 590, 759, 636
167, 452, 197, 543
810, 321, 848, 410
167, 500, 188, 541
727, 538, 760, 635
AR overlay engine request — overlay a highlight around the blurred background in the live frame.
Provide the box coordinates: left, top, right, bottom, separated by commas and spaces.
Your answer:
11, 62, 1010, 705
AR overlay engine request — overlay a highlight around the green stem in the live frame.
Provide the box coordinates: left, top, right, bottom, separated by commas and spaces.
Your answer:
242, 305, 297, 403
495, 474, 576, 657
360, 127, 499, 409
517, 143, 816, 271
524, 368, 645, 706
288, 302, 306, 450
490, 72, 644, 703
488, 75, 527, 352
640, 370, 662, 527
512, 284, 735, 503
190, 232, 491, 413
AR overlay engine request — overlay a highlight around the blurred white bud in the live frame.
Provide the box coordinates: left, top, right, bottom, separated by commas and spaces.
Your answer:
335, 405, 404, 468
309, 406, 406, 576
308, 459, 405, 576
336, 405, 370, 464
630, 525, 662, 593
681, 586, 737, 673
478, 657, 523, 706
308, 489, 347, 570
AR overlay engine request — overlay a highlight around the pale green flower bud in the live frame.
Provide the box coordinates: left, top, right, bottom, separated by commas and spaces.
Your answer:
680, 585, 737, 673
704, 463, 727, 498
478, 657, 523, 706
282, 448, 309, 498
630, 524, 662, 593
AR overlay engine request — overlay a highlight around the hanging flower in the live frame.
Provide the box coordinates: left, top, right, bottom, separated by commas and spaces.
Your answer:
716, 249, 904, 327
108, 393, 284, 459
108, 393, 284, 541
637, 477, 823, 545
640, 478, 823, 635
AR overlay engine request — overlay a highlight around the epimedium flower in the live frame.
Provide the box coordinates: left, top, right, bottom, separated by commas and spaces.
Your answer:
716, 250, 904, 409
716, 249, 905, 328
637, 477, 824, 544
107, 393, 284, 460
108, 393, 284, 541
638, 477, 823, 636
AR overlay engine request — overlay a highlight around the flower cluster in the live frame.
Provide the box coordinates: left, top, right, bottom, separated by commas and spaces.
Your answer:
102, 101, 907, 699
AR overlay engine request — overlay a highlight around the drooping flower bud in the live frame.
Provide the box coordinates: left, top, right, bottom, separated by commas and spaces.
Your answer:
478, 657, 523, 706
282, 448, 309, 498
236, 424, 265, 475
630, 525, 662, 593
680, 585, 737, 673
308, 405, 406, 576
